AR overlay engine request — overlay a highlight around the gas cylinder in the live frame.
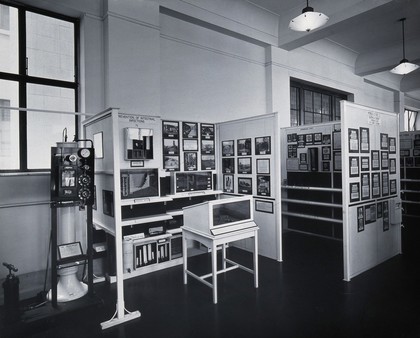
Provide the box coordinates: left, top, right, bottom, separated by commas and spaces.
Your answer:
2, 262, 20, 322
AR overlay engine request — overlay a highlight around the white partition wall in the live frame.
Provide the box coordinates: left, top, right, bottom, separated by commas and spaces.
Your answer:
341, 101, 402, 281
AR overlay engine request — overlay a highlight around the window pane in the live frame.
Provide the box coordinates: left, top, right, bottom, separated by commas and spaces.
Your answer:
313, 92, 321, 114
290, 87, 298, 110
0, 5, 19, 74
26, 12, 74, 82
304, 90, 313, 112
322, 94, 331, 117
305, 112, 313, 124
313, 113, 322, 124
0, 80, 19, 170
27, 83, 75, 169
335, 98, 341, 120
290, 109, 298, 127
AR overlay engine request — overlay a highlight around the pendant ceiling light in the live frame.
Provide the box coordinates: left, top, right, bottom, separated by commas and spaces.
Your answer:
390, 18, 419, 75
289, 0, 329, 32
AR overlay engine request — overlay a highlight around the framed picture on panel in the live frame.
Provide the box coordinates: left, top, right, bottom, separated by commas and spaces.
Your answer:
361, 173, 370, 200
222, 158, 235, 174
348, 128, 359, 153
382, 172, 389, 196
333, 151, 341, 171
255, 136, 271, 155
332, 131, 341, 150
238, 177, 252, 195
257, 175, 270, 196
361, 156, 369, 171
349, 182, 360, 203
371, 172, 380, 198
389, 137, 396, 154
389, 158, 396, 174
201, 155, 215, 170
163, 155, 179, 171
222, 140, 234, 157
357, 206, 364, 232
371, 150, 380, 170
237, 138, 252, 156
322, 146, 331, 161
223, 174, 234, 193
201, 123, 214, 140
313, 133, 322, 145
390, 179, 397, 195
238, 157, 252, 174
163, 138, 179, 155
201, 140, 214, 154
182, 122, 198, 139
256, 158, 270, 174
255, 200, 274, 214
162, 121, 179, 139
380, 133, 388, 150
381, 151, 389, 170
183, 139, 198, 151
359, 127, 370, 153
184, 152, 197, 171
349, 156, 359, 177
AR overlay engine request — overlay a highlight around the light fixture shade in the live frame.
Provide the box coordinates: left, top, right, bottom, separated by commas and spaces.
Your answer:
390, 60, 419, 75
289, 9, 329, 32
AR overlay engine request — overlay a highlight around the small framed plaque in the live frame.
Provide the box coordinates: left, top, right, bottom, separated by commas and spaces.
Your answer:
58, 242, 83, 260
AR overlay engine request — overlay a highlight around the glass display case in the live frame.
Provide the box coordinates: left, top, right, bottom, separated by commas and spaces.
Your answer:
183, 194, 256, 236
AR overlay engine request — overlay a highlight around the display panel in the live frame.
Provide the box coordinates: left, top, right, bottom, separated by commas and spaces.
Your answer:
212, 200, 251, 227
174, 171, 212, 193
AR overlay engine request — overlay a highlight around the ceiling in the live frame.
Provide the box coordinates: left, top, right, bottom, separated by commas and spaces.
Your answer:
247, 0, 420, 101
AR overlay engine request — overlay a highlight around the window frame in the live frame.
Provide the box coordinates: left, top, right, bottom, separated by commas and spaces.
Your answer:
0, 1, 79, 173
290, 80, 348, 126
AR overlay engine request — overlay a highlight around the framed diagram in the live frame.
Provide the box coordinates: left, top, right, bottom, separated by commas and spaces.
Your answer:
381, 151, 389, 170
314, 132, 322, 145
361, 156, 369, 171
183, 139, 198, 151
348, 128, 359, 153
357, 206, 364, 232
389, 137, 396, 154
182, 122, 198, 139
359, 127, 370, 153
322, 146, 331, 161
390, 179, 397, 195
255, 136, 271, 155
256, 158, 270, 174
361, 173, 370, 200
380, 133, 388, 150
382, 172, 389, 196
349, 156, 359, 177
333, 151, 342, 171
389, 158, 396, 174
332, 131, 341, 150
222, 140, 234, 157
364, 204, 377, 225
371, 172, 380, 198
371, 150, 380, 170
255, 200, 274, 214
349, 182, 360, 203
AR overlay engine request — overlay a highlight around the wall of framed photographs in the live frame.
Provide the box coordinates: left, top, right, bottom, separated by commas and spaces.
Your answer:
341, 101, 401, 281
280, 121, 343, 240
217, 113, 281, 261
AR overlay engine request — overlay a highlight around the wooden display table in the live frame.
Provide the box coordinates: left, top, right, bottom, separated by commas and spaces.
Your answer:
181, 226, 259, 304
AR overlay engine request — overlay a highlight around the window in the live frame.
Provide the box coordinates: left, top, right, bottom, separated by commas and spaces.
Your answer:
404, 109, 418, 131
290, 80, 347, 126
0, 2, 78, 171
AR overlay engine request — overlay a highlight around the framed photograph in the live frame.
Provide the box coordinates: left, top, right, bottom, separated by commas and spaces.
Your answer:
322, 146, 331, 161
361, 173, 370, 200
322, 134, 331, 145
365, 204, 377, 225
371, 172, 381, 198
223, 174, 234, 193
299, 163, 309, 171
299, 152, 307, 164
381, 151, 389, 170
380, 133, 389, 150
359, 127, 370, 153
163, 138, 179, 155
314, 133, 322, 145
288, 144, 298, 158
201, 123, 214, 140
291, 133, 297, 142
201, 155, 215, 170
389, 158, 396, 174
377, 202, 383, 218
58, 242, 83, 260
257, 175, 270, 196
297, 134, 305, 148
238, 177, 252, 194
361, 156, 369, 171
102, 190, 114, 217
414, 149, 420, 156
93, 132, 103, 159
382, 172, 389, 196
222, 158, 235, 173
183, 139, 198, 151
348, 128, 359, 153
350, 182, 360, 203
390, 179, 397, 195
349, 156, 359, 177
257, 158, 270, 174
333, 151, 342, 171
357, 206, 364, 232
255, 200, 274, 214
305, 134, 314, 145
182, 122, 198, 139
130, 160, 144, 167
237, 138, 252, 156
238, 157, 252, 174
322, 161, 330, 171
222, 140, 234, 157
371, 150, 380, 170
164, 155, 180, 171
389, 137, 396, 154
201, 140, 214, 154
162, 121, 179, 138
255, 136, 271, 155
184, 152, 197, 171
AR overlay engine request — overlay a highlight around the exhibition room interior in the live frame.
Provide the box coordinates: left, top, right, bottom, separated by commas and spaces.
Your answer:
0, 0, 419, 337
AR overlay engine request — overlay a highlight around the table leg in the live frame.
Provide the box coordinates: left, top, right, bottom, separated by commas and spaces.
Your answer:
222, 243, 226, 270
212, 242, 218, 304
254, 231, 259, 288
183, 234, 188, 285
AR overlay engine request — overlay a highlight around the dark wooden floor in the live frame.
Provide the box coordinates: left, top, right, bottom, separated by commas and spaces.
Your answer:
2, 230, 420, 338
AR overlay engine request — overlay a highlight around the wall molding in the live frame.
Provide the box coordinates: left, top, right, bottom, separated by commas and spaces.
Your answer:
104, 11, 160, 32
